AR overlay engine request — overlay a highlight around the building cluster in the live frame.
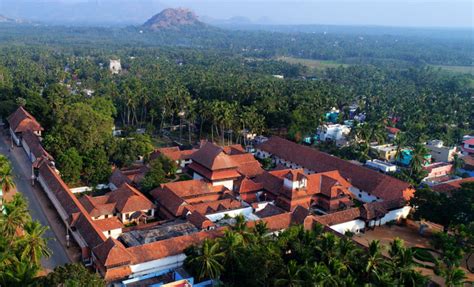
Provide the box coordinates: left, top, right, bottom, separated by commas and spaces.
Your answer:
7, 107, 418, 285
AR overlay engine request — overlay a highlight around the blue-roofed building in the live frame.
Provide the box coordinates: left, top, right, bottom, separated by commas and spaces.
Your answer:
396, 149, 432, 166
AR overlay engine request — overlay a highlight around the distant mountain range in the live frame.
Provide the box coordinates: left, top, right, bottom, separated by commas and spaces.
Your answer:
0, 14, 24, 23
143, 8, 205, 30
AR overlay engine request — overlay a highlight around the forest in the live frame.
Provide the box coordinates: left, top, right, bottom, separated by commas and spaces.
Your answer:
0, 23, 472, 186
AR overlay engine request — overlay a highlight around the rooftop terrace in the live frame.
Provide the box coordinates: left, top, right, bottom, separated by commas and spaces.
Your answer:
119, 219, 198, 247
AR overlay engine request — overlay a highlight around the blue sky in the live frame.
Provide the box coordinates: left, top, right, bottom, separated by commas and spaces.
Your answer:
1, 0, 472, 27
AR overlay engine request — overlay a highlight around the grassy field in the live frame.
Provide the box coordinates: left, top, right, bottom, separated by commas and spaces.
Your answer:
277, 56, 349, 71
431, 65, 474, 75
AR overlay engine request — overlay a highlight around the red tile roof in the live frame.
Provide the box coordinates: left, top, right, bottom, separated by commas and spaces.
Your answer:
109, 183, 155, 213
315, 208, 362, 226
238, 177, 264, 194
222, 144, 246, 155
191, 142, 238, 170
187, 212, 215, 229
22, 130, 53, 160
93, 217, 124, 231
151, 147, 197, 161
432, 177, 474, 193
7, 106, 43, 133
81, 183, 155, 217
128, 228, 224, 263
254, 204, 285, 218
230, 153, 264, 178
386, 126, 401, 134
188, 162, 241, 180
257, 137, 413, 200
109, 169, 132, 189
185, 198, 243, 215
93, 237, 132, 268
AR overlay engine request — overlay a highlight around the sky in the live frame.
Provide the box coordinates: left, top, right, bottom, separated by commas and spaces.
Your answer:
0, 0, 472, 28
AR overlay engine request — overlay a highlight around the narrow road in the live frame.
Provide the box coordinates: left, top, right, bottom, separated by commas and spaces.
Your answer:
0, 131, 70, 271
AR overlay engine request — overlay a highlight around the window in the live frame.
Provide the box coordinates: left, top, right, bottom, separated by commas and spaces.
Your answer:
108, 230, 111, 235
126, 214, 130, 220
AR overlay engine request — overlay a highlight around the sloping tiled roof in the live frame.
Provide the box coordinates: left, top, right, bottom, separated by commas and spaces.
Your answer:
191, 142, 238, 170
315, 208, 362, 226
128, 228, 224, 263
7, 106, 43, 133
151, 147, 197, 161
22, 130, 53, 160
188, 162, 241, 180
109, 169, 132, 189
93, 237, 132, 268
93, 217, 124, 231
108, 183, 156, 213
80, 195, 116, 217
151, 188, 187, 217
257, 137, 413, 200
222, 144, 246, 155
156, 180, 222, 198
432, 177, 474, 193
255, 204, 285, 218
187, 212, 215, 229
230, 153, 264, 178
185, 198, 243, 215
238, 177, 264, 194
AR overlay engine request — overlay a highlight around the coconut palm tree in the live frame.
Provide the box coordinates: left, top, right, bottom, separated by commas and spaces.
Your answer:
0, 194, 31, 238
0, 257, 38, 287
364, 240, 386, 281
0, 155, 15, 195
17, 220, 51, 265
217, 231, 244, 284
185, 239, 224, 281
274, 260, 304, 287
442, 268, 466, 287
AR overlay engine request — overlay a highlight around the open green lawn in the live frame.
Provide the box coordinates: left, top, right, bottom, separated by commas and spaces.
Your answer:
277, 56, 349, 71
431, 65, 474, 75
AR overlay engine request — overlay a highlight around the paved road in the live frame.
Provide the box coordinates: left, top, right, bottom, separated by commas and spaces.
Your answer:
0, 132, 70, 270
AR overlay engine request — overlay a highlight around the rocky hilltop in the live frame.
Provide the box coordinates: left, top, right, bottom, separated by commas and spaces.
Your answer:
143, 8, 204, 30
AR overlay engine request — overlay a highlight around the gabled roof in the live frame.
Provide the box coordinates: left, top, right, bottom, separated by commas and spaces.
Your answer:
191, 142, 238, 170
187, 212, 215, 229
94, 217, 124, 231
432, 177, 474, 193
230, 153, 264, 178
81, 183, 155, 217
151, 147, 197, 161
7, 106, 43, 133
93, 237, 132, 268
128, 228, 224, 263
22, 130, 53, 160
109, 169, 132, 189
108, 183, 156, 213
238, 177, 264, 194
257, 137, 413, 200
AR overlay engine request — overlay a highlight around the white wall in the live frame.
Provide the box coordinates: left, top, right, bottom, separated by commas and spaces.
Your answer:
103, 228, 122, 239
349, 187, 380, 203
10, 129, 21, 146
206, 206, 253, 222
212, 179, 234, 190
330, 219, 365, 234
129, 254, 186, 277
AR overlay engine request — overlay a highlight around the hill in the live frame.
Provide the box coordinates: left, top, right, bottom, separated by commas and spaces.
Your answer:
143, 8, 205, 30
